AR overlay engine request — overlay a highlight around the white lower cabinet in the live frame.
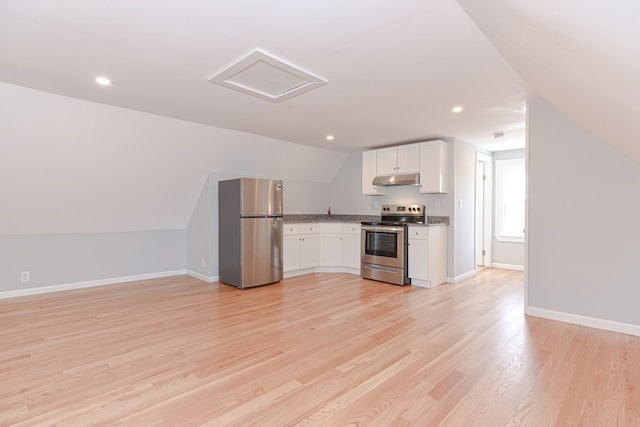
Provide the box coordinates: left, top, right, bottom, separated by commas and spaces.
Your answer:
341, 224, 361, 269
286, 222, 361, 276
408, 225, 447, 288
283, 224, 320, 272
300, 233, 320, 269
320, 223, 343, 266
283, 234, 302, 272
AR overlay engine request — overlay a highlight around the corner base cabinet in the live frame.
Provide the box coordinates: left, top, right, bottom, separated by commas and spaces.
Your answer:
285, 223, 361, 277
408, 225, 448, 288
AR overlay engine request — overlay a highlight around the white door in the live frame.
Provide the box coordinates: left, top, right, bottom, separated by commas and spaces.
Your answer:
475, 153, 493, 269
476, 160, 485, 267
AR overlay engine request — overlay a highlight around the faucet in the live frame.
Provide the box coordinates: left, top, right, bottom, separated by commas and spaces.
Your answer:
327, 206, 331, 221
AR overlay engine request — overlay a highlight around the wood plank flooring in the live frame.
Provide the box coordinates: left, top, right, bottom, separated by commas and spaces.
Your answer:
1, 269, 639, 426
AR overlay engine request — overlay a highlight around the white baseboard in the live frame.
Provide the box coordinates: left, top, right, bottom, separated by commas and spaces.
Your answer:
492, 263, 525, 271
446, 270, 476, 283
284, 266, 360, 279
186, 270, 219, 283
0, 270, 187, 300
283, 268, 317, 279
313, 266, 360, 275
411, 279, 431, 288
526, 306, 640, 337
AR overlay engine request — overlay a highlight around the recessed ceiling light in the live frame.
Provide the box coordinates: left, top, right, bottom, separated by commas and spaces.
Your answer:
326, 135, 335, 141
451, 106, 463, 113
95, 76, 111, 86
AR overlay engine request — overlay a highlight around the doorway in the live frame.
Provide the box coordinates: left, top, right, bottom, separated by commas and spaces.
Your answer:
475, 153, 493, 270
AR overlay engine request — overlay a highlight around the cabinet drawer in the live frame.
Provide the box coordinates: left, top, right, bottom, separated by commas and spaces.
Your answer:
301, 224, 320, 234
408, 227, 428, 240
320, 223, 342, 234
283, 224, 301, 236
342, 224, 361, 235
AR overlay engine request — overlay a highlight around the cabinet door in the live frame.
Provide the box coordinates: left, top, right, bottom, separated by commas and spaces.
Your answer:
427, 226, 448, 286
397, 144, 420, 173
419, 140, 448, 193
283, 235, 301, 272
300, 234, 320, 269
320, 234, 343, 266
408, 238, 429, 281
362, 151, 387, 195
342, 234, 361, 269
376, 147, 398, 175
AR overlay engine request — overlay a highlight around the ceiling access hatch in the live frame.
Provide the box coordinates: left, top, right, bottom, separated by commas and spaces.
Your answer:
208, 48, 328, 103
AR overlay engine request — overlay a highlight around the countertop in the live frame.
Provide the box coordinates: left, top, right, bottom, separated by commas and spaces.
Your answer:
283, 214, 449, 226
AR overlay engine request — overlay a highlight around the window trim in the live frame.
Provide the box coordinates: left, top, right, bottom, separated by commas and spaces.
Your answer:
495, 158, 525, 243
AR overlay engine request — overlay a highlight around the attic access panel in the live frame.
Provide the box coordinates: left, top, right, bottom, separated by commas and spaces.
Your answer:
208, 48, 327, 103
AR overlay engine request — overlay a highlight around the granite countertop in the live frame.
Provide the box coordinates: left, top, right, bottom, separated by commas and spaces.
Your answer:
283, 214, 449, 226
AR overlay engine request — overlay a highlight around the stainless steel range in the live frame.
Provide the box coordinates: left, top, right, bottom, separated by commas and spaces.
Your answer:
361, 204, 425, 285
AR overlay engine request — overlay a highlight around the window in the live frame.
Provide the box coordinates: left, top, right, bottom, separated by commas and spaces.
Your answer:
495, 158, 525, 242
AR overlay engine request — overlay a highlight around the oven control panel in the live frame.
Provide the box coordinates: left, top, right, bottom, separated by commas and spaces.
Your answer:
379, 204, 425, 224
381, 204, 424, 215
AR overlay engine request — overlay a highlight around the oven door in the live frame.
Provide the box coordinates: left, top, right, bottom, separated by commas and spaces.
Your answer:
361, 225, 405, 269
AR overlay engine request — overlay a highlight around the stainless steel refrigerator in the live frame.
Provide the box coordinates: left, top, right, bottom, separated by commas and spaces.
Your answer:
218, 178, 283, 289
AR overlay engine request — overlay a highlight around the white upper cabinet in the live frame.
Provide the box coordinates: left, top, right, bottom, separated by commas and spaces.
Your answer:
376, 145, 419, 175
419, 140, 448, 194
361, 140, 447, 195
362, 150, 387, 195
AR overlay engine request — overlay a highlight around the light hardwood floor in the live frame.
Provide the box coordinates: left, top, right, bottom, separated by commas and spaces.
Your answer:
1, 269, 638, 426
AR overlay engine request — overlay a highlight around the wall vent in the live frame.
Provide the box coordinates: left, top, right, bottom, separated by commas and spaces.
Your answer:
208, 48, 327, 103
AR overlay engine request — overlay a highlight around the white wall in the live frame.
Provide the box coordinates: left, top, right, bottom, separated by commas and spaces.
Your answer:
452, 139, 477, 279
492, 149, 525, 268
0, 231, 185, 293
1, 82, 348, 293
527, 100, 640, 332
0, 82, 347, 235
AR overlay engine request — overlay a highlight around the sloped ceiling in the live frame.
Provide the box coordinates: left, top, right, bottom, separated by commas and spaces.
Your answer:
457, 0, 640, 163
0, 0, 529, 152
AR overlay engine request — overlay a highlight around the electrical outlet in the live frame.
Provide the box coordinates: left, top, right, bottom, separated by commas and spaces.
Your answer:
201, 258, 206, 268
20, 271, 30, 282
372, 200, 380, 209
435, 200, 440, 209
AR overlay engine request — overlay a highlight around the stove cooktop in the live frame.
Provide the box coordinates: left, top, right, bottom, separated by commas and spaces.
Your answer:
361, 221, 424, 226
362, 204, 425, 226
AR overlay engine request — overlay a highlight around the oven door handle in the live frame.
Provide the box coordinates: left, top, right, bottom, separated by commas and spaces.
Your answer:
361, 225, 404, 233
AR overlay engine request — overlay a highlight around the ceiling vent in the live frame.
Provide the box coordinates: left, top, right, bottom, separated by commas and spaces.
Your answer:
208, 48, 327, 103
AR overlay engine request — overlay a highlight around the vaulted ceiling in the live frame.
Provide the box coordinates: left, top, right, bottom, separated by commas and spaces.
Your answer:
1, 0, 531, 152
457, 0, 640, 163
2, 1, 637, 156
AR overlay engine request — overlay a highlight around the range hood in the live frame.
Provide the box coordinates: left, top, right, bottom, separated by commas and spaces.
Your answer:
372, 173, 420, 186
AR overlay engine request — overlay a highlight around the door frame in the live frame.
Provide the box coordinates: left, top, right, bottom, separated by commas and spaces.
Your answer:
475, 152, 493, 269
